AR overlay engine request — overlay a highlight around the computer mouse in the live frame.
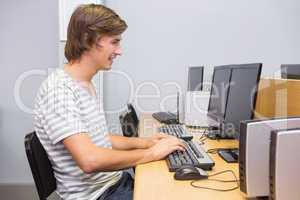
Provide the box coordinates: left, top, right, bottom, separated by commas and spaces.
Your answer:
174, 165, 208, 180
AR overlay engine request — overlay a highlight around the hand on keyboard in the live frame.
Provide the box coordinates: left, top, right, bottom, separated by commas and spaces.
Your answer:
145, 132, 172, 148
148, 136, 186, 161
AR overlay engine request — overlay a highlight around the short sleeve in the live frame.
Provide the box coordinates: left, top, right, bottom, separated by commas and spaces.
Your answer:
40, 86, 88, 144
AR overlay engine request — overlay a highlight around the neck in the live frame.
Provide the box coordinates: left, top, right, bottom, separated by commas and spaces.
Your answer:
64, 55, 98, 82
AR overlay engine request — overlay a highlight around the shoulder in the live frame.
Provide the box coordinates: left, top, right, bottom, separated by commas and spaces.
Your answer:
36, 68, 79, 101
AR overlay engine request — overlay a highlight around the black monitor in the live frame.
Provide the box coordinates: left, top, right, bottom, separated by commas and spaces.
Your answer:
207, 65, 232, 122
187, 66, 204, 91
281, 64, 300, 79
222, 63, 262, 139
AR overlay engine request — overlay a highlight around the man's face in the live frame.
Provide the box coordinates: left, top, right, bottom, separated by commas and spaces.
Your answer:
91, 35, 122, 71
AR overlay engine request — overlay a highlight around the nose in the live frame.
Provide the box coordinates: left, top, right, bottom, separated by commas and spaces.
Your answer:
115, 46, 122, 56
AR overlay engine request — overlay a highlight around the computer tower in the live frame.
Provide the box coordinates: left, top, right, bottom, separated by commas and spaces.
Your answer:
269, 128, 300, 200
184, 91, 210, 127
239, 117, 300, 197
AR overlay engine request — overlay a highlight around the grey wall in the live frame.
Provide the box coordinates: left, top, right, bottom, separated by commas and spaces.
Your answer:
104, 0, 300, 131
0, 0, 59, 183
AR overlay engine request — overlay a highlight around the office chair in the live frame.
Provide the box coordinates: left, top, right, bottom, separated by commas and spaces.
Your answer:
127, 103, 139, 126
119, 103, 139, 137
24, 131, 58, 200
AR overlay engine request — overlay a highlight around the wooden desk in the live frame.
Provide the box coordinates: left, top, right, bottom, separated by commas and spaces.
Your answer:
134, 114, 246, 200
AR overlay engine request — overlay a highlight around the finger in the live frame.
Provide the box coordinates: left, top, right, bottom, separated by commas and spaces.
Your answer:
176, 146, 185, 152
170, 137, 185, 144
170, 145, 185, 153
167, 137, 185, 146
178, 143, 187, 150
169, 146, 179, 154
176, 140, 187, 149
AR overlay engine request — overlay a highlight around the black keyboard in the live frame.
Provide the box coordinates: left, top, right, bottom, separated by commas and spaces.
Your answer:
166, 141, 215, 172
152, 112, 178, 124
158, 124, 193, 141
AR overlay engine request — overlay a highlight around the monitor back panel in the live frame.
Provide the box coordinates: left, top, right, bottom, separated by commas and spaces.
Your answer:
187, 66, 204, 91
281, 64, 300, 79
239, 117, 300, 197
207, 65, 232, 123
270, 129, 300, 200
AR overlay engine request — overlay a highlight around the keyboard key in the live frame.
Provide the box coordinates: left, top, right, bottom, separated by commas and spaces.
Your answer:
159, 125, 193, 141
188, 141, 204, 159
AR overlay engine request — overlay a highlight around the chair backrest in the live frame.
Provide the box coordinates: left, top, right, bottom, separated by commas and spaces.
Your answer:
119, 104, 139, 137
24, 131, 56, 200
127, 103, 139, 128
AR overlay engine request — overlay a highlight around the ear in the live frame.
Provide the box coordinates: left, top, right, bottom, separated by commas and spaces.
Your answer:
95, 43, 102, 48
95, 36, 104, 49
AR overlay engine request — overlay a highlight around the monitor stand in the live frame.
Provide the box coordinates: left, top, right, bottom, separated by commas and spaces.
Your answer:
206, 122, 237, 140
206, 129, 222, 139
206, 129, 236, 140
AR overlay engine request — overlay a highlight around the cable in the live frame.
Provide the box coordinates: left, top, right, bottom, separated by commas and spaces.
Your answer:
206, 148, 220, 154
190, 170, 239, 192
199, 137, 208, 145
198, 129, 208, 145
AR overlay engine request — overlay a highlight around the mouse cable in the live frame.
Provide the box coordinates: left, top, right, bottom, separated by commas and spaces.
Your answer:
198, 129, 208, 145
209, 170, 240, 182
190, 170, 239, 192
206, 148, 220, 154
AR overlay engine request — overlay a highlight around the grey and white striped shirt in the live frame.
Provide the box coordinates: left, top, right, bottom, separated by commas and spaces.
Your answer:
34, 69, 122, 200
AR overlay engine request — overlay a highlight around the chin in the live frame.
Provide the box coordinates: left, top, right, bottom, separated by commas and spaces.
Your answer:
97, 64, 112, 71
103, 65, 112, 71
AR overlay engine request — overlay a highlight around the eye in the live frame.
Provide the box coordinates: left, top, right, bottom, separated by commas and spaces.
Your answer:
112, 39, 121, 46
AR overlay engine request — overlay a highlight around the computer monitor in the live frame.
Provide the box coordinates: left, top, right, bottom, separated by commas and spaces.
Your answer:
222, 63, 262, 139
207, 65, 232, 123
281, 64, 300, 79
187, 66, 204, 91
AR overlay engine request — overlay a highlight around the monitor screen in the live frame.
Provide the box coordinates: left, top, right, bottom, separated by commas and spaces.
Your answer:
223, 63, 262, 138
281, 64, 300, 79
187, 66, 204, 91
207, 65, 232, 122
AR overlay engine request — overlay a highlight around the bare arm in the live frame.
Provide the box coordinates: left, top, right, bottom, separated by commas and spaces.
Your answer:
109, 133, 167, 150
63, 133, 185, 173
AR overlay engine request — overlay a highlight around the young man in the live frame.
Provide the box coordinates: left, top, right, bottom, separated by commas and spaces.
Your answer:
34, 4, 185, 200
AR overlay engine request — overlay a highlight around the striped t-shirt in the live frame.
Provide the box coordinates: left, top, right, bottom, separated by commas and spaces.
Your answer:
34, 69, 122, 200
